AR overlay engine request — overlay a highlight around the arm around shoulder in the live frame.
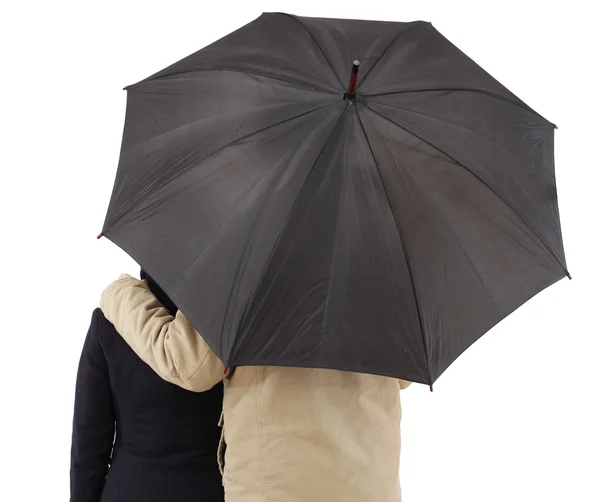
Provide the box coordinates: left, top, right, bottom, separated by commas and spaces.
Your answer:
100, 276, 225, 392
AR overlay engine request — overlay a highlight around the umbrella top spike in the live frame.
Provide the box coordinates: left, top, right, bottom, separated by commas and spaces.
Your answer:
344, 60, 360, 103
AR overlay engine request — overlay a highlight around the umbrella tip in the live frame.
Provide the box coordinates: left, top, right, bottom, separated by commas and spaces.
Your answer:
567, 273, 572, 280
345, 61, 361, 102
554, 124, 558, 130
429, 385, 433, 392
97, 233, 103, 240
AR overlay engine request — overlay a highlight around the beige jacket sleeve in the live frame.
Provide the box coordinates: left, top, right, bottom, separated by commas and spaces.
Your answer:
100, 276, 226, 392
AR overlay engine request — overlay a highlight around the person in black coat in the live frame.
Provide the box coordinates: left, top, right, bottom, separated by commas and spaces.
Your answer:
70, 270, 224, 502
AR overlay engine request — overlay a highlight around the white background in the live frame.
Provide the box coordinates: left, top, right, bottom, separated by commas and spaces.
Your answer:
2, 1, 599, 501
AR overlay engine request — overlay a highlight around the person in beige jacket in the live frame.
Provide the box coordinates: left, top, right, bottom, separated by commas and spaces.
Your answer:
101, 274, 411, 502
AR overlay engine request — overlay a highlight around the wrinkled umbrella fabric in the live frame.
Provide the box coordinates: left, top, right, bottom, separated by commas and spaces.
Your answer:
101, 13, 568, 385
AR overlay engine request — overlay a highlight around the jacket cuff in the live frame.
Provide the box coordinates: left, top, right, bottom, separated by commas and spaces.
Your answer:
399, 380, 412, 390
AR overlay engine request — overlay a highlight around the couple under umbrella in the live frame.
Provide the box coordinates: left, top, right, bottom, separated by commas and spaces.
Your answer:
71, 12, 568, 502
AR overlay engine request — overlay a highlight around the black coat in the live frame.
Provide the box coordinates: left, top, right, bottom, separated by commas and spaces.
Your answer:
70, 280, 224, 502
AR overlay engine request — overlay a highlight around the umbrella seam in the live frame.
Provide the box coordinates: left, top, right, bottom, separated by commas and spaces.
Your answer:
359, 106, 501, 316
364, 103, 569, 276
138, 68, 339, 95
276, 13, 345, 90
103, 100, 340, 235
125, 103, 338, 240
365, 98, 544, 164
215, 127, 325, 360
357, 21, 550, 124
230, 106, 349, 361
175, 137, 303, 287
122, 96, 340, 155
320, 149, 347, 352
356, 22, 424, 92
362, 88, 549, 123
355, 105, 432, 384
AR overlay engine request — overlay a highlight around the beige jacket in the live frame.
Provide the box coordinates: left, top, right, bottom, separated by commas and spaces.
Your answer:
101, 276, 411, 502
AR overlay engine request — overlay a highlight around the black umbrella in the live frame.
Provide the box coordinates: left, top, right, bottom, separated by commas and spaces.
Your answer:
100, 13, 569, 386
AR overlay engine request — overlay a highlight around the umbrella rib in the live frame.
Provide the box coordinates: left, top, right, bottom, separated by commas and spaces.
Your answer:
174, 119, 329, 283
363, 88, 548, 122
355, 106, 432, 383
143, 67, 339, 95
215, 129, 323, 359
359, 107, 501, 315
103, 100, 340, 235
277, 13, 345, 90
232, 106, 349, 360
356, 22, 423, 92
366, 98, 539, 164
364, 103, 569, 276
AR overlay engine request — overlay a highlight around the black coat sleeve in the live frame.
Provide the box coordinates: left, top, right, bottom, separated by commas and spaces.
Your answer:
70, 309, 115, 502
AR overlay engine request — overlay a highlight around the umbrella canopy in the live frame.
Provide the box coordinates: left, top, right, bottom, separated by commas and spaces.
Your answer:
101, 13, 568, 385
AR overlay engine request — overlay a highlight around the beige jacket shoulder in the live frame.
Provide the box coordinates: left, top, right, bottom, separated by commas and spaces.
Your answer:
101, 277, 410, 502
